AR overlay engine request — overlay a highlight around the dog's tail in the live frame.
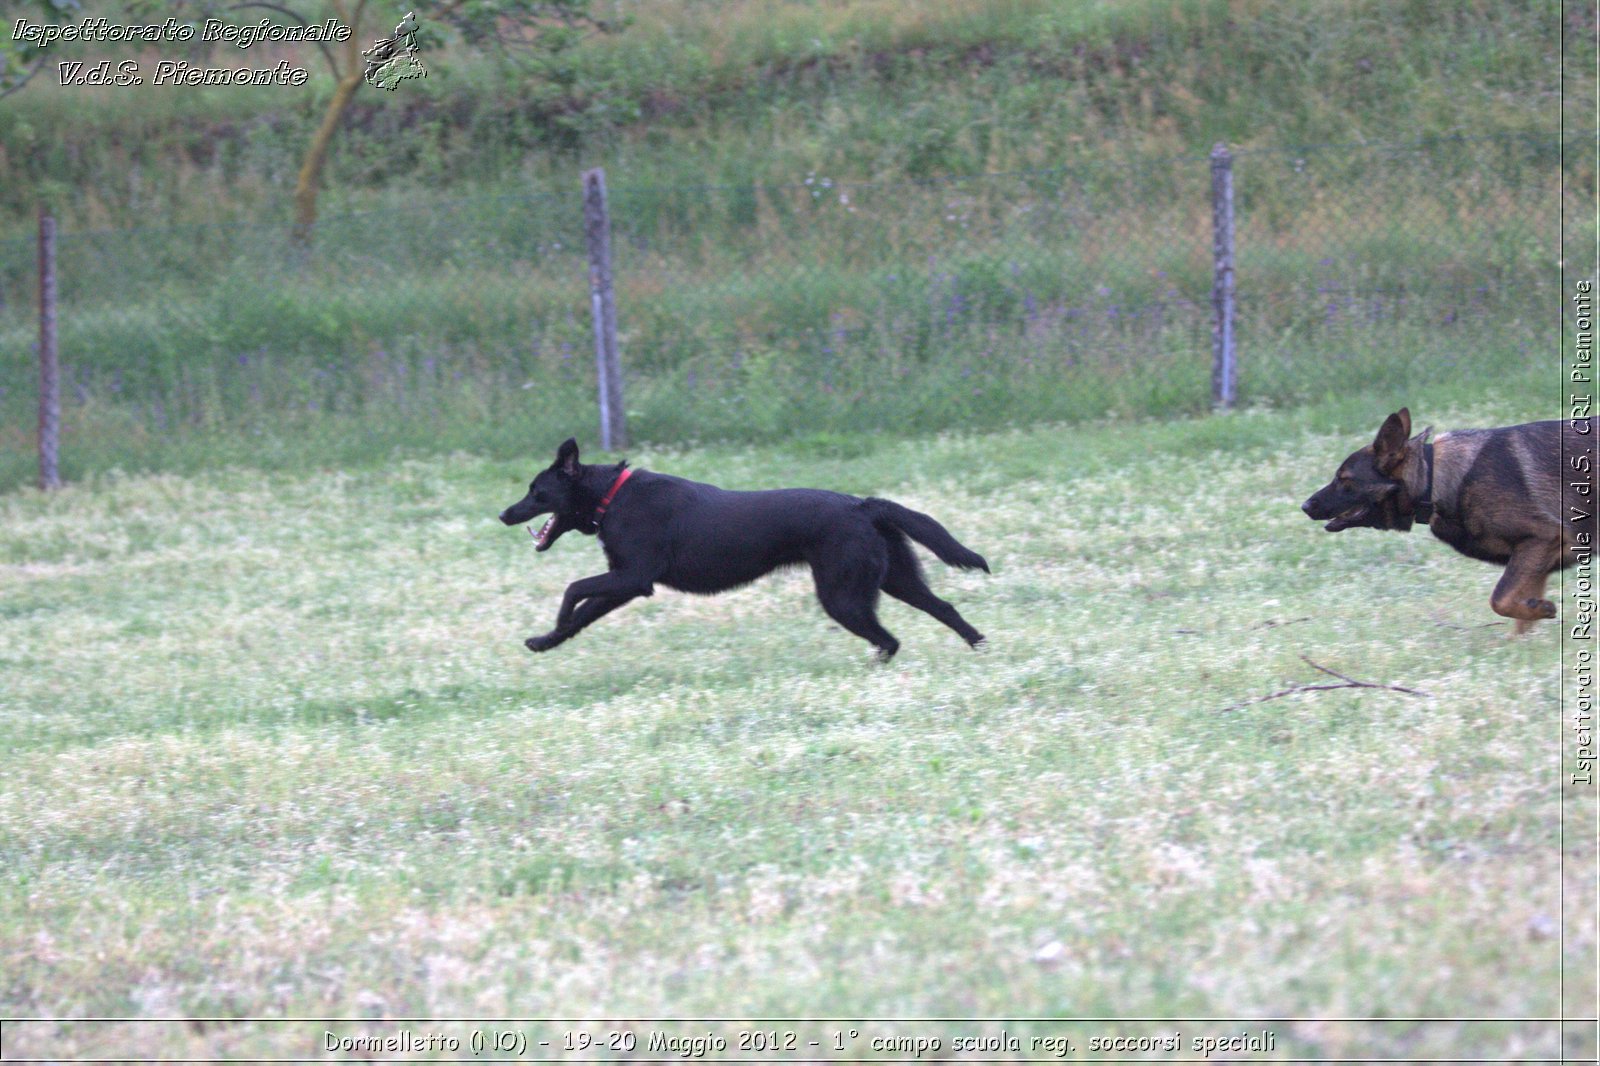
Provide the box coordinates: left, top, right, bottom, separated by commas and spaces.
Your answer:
862, 497, 990, 572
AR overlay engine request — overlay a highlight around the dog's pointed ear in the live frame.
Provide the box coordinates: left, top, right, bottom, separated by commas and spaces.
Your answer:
555, 437, 580, 476
1373, 409, 1411, 473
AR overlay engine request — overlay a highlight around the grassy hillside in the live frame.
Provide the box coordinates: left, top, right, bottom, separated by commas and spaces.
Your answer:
0, 398, 1590, 1057
0, 0, 1577, 229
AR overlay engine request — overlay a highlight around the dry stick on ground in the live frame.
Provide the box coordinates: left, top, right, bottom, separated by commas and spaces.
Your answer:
1219, 655, 1432, 712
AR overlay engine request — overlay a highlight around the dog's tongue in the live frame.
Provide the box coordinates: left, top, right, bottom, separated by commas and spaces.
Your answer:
532, 515, 556, 551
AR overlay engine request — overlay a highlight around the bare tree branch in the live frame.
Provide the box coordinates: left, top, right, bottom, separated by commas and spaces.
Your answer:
1218, 655, 1432, 712
0, 57, 47, 102
226, 1, 341, 78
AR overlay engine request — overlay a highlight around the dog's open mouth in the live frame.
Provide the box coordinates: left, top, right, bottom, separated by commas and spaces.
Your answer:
531, 515, 557, 551
1323, 504, 1368, 533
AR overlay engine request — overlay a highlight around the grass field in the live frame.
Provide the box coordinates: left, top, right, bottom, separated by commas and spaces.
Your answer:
0, 392, 1591, 1060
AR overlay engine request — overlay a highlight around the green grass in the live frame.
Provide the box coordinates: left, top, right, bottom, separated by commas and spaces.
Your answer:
0, 396, 1590, 1059
0, 315, 1552, 492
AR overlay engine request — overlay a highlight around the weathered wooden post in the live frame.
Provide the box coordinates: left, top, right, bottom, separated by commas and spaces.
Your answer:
582, 167, 628, 451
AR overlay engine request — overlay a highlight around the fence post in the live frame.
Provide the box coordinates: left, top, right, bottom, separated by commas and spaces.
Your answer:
1209, 142, 1237, 410
582, 167, 628, 451
38, 207, 60, 490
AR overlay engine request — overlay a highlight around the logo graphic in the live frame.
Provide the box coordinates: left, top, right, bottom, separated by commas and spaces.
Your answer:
362, 11, 425, 90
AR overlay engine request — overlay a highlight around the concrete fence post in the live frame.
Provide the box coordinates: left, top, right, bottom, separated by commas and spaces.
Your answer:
582, 167, 628, 451
1209, 142, 1237, 410
38, 207, 60, 490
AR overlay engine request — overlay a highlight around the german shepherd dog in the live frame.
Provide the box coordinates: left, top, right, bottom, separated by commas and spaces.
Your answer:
499, 439, 989, 659
1302, 408, 1596, 631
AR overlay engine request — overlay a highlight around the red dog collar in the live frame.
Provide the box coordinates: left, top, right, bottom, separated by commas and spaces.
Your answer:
594, 467, 632, 526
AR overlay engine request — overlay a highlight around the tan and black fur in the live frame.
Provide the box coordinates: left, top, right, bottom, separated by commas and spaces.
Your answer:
1303, 408, 1596, 632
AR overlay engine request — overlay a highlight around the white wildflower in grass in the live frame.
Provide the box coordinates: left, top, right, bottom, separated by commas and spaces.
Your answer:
0, 399, 1587, 1059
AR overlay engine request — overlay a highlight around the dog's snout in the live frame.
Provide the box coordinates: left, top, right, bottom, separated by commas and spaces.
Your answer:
499, 509, 516, 525
1301, 489, 1334, 519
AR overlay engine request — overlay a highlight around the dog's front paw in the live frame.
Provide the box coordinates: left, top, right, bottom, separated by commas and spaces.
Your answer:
1529, 598, 1557, 619
525, 633, 562, 653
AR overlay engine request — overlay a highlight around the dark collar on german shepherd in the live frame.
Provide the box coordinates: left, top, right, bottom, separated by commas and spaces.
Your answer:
1413, 440, 1435, 525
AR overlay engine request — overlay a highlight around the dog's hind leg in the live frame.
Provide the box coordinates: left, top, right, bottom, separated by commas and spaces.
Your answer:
880, 535, 985, 648
816, 591, 900, 661
810, 537, 899, 660
1490, 539, 1561, 633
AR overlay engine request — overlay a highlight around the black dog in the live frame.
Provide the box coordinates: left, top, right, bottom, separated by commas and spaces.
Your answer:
499, 439, 989, 659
